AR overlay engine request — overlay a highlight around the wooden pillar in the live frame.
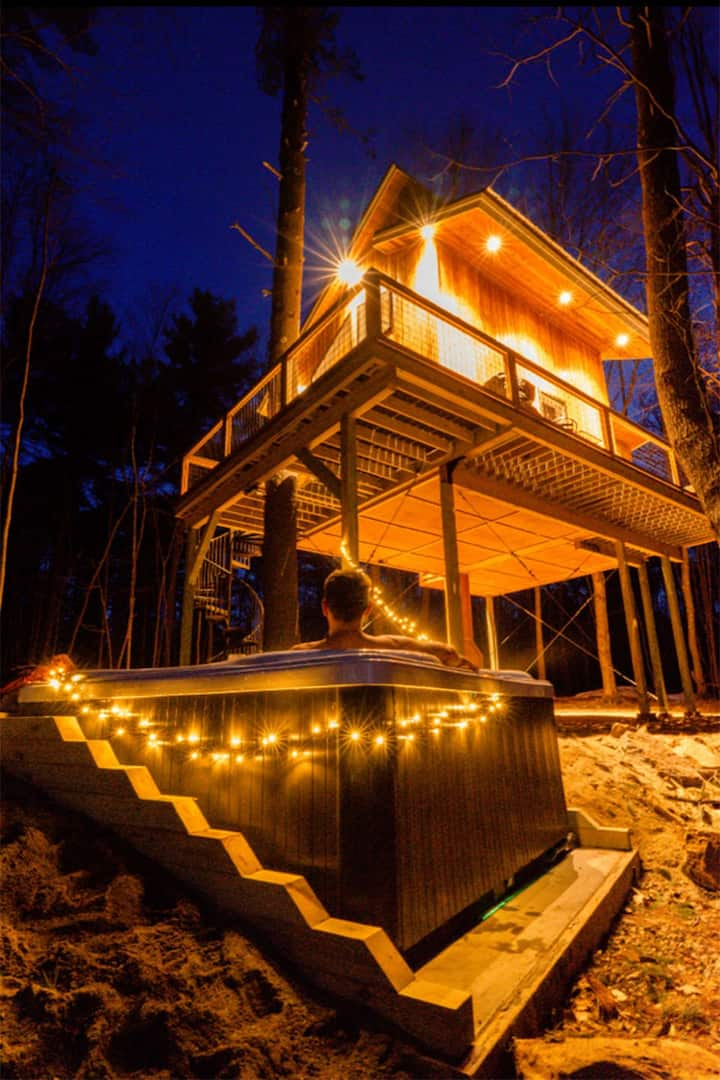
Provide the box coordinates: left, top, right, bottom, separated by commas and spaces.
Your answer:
592, 571, 617, 701
439, 464, 464, 653
533, 586, 546, 680
340, 414, 359, 566
661, 556, 696, 712
637, 559, 670, 714
459, 573, 485, 667
614, 541, 650, 715
681, 549, 706, 697
179, 527, 199, 666
484, 596, 499, 670
179, 511, 220, 666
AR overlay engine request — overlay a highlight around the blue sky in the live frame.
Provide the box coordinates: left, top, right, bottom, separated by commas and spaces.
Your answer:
63, 6, 657, 347
65, 10, 602, 327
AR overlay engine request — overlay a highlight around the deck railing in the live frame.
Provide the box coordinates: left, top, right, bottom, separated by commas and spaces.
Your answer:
181, 270, 688, 496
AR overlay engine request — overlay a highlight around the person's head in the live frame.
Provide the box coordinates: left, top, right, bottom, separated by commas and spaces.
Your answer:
322, 568, 371, 625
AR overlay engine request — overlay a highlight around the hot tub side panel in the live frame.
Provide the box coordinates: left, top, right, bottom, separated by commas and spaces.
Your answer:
391, 692, 567, 951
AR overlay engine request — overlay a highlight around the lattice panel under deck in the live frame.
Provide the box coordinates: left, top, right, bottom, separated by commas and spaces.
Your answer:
469, 438, 709, 548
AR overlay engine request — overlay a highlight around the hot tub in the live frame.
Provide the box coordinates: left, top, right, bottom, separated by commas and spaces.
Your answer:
18, 650, 567, 953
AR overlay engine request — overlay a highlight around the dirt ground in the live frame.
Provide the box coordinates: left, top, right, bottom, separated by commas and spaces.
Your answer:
1, 703, 719, 1079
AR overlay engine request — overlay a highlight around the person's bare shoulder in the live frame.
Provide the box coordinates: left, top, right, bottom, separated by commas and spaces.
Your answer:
290, 640, 326, 651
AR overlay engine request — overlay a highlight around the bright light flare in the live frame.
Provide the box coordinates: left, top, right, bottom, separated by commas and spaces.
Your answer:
420, 223, 436, 241
336, 258, 363, 286
615, 333, 630, 348
486, 234, 502, 253
558, 290, 573, 306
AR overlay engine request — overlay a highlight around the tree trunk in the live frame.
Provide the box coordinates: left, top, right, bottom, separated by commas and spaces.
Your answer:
262, 474, 299, 649
262, 11, 309, 651
630, 6, 720, 539
0, 179, 53, 611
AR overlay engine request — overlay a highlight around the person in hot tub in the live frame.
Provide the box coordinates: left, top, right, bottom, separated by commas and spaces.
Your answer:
291, 568, 479, 671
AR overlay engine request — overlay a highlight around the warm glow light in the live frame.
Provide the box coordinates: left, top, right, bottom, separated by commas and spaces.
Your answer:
190, 751, 199, 761
188, 732, 200, 744
115, 727, 126, 737
615, 333, 630, 348
312, 725, 321, 735
49, 678, 60, 690
486, 234, 502, 253
420, 223, 435, 241
230, 736, 241, 747
558, 290, 573, 306
374, 734, 385, 746
350, 730, 361, 742
336, 258, 363, 286
340, 538, 431, 641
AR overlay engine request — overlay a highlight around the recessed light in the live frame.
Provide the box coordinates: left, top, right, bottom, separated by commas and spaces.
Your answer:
486, 234, 502, 253
558, 290, 573, 306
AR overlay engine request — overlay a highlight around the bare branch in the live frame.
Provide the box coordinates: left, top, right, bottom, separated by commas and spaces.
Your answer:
262, 160, 282, 180
230, 223, 274, 264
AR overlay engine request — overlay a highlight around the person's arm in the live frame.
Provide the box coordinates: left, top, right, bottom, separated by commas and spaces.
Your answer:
383, 635, 479, 672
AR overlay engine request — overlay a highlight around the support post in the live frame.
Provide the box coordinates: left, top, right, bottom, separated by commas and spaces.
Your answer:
592, 572, 617, 702
681, 549, 706, 697
661, 556, 696, 714
340, 414, 359, 566
179, 511, 221, 666
459, 573, 485, 667
637, 559, 670, 715
439, 463, 464, 654
533, 586, 546, 680
614, 541, 650, 718
179, 527, 199, 666
484, 596, 499, 670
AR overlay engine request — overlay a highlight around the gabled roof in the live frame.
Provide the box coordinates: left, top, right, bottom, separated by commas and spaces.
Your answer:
304, 164, 652, 360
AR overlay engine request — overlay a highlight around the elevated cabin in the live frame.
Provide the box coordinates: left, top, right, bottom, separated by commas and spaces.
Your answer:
177, 166, 712, 708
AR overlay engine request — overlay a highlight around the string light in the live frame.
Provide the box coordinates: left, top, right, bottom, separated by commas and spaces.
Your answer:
46, 680, 505, 770
339, 540, 430, 641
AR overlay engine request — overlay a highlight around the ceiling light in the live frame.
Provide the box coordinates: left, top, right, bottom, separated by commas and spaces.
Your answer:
615, 333, 630, 348
558, 290, 573, 306
486, 235, 502, 253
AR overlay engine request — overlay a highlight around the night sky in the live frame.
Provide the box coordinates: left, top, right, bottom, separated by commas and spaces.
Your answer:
66, 6, 633, 349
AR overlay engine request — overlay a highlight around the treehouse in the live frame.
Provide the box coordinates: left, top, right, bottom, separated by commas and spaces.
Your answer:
177, 165, 712, 713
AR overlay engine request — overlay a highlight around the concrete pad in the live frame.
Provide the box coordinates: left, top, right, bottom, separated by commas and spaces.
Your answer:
416, 847, 639, 1077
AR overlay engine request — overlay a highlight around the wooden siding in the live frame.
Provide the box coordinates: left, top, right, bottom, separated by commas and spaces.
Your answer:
378, 236, 609, 404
